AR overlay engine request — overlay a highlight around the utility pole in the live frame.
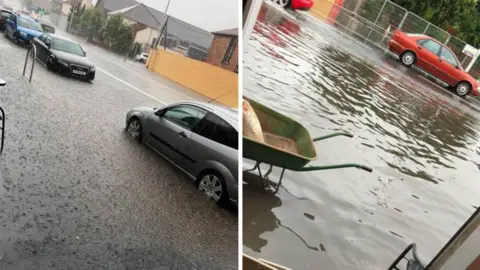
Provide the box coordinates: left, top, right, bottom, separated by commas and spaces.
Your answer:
155, 0, 171, 50
67, 0, 78, 33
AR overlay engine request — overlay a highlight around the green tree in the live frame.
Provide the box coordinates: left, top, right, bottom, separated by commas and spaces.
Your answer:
391, 0, 480, 47
67, 2, 86, 32
79, 7, 105, 41
102, 14, 134, 53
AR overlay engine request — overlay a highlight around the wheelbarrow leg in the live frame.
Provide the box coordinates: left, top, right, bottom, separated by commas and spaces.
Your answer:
256, 164, 267, 193
272, 168, 286, 194
245, 161, 260, 172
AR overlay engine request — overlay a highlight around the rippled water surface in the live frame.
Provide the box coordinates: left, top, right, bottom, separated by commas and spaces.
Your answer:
243, 3, 480, 270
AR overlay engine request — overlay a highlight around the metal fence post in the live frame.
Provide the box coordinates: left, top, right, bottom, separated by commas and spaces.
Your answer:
444, 35, 451, 45
423, 23, 430, 34
0, 106, 4, 154
23, 45, 36, 83
364, 0, 387, 43
398, 11, 408, 30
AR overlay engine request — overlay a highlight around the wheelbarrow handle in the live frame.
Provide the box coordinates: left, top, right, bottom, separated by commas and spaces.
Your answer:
294, 163, 373, 172
312, 132, 354, 142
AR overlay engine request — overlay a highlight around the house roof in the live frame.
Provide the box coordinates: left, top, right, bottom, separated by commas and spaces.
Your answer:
107, 3, 163, 30
97, 0, 137, 13
212, 28, 238, 37
99, 0, 213, 48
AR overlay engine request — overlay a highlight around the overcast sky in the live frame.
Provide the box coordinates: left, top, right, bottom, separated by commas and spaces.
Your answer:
93, 0, 238, 32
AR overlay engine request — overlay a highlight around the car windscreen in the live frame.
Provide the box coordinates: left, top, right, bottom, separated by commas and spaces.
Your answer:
52, 38, 84, 56
17, 17, 43, 32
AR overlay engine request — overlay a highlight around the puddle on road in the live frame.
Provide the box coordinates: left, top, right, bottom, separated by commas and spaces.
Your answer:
243, 3, 480, 270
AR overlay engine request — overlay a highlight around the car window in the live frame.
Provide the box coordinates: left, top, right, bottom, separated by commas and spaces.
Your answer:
193, 113, 238, 150
52, 38, 84, 56
17, 16, 43, 32
163, 105, 207, 130
45, 35, 52, 44
440, 47, 458, 67
416, 39, 427, 46
0, 11, 12, 18
422, 40, 441, 55
9, 14, 16, 22
38, 34, 46, 42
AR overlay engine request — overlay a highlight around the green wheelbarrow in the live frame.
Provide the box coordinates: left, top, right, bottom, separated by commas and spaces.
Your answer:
243, 97, 373, 193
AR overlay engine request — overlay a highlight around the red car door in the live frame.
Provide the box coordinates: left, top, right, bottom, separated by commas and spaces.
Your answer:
415, 39, 444, 79
437, 46, 461, 86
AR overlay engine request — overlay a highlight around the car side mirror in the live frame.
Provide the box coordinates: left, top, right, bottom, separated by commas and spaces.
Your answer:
155, 109, 165, 117
83, 52, 86, 56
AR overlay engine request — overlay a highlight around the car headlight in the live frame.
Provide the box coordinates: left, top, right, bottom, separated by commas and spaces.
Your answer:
89, 67, 95, 72
19, 31, 27, 38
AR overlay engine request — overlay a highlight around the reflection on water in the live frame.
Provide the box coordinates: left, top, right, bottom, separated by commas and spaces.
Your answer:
243, 3, 480, 270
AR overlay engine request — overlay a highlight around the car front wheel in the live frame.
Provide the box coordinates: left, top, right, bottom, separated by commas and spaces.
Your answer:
126, 117, 142, 142
455, 81, 471, 97
197, 170, 228, 205
400, 51, 416, 67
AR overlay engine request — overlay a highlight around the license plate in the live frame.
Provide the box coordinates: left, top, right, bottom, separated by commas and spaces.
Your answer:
72, 70, 86, 75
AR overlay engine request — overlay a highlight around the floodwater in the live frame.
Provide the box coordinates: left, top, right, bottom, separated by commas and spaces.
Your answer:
243, 3, 480, 270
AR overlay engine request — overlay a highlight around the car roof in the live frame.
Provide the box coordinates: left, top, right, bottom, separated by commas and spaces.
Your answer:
1, 8, 13, 13
46, 34, 77, 43
170, 101, 238, 130
18, 14, 34, 20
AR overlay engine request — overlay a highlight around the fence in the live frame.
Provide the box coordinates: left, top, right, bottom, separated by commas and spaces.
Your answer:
312, 0, 478, 76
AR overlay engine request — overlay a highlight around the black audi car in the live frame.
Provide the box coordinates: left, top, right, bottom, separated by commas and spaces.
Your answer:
32, 33, 95, 81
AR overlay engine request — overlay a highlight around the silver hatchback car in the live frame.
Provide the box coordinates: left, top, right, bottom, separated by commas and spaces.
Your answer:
125, 101, 238, 205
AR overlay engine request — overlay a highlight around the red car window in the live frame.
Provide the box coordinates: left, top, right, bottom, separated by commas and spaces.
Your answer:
422, 40, 441, 55
439, 47, 458, 67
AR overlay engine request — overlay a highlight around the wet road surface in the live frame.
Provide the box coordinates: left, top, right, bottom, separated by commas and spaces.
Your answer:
0, 29, 237, 269
243, 3, 480, 270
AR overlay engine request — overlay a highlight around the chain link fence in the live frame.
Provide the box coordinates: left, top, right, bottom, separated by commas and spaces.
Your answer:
312, 0, 478, 77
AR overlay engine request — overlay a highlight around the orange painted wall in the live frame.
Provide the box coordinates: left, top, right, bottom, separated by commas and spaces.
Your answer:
146, 49, 238, 108
309, 0, 334, 20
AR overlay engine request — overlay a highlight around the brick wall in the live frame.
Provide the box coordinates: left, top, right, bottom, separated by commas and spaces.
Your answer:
205, 35, 238, 73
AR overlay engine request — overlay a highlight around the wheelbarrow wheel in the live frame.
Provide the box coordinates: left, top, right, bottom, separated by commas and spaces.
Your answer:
196, 170, 228, 205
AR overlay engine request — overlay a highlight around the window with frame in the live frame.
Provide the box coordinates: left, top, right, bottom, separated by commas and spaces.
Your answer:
0, 11, 12, 18
163, 105, 207, 130
422, 40, 441, 55
38, 34, 46, 42
222, 37, 237, 65
193, 113, 238, 150
439, 47, 458, 67
416, 39, 427, 46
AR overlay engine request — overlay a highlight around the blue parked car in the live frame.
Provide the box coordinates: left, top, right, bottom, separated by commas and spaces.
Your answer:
4, 13, 44, 46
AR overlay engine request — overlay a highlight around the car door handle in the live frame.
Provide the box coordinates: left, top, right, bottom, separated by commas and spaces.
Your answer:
438, 58, 442, 62
178, 131, 187, 138
418, 46, 422, 50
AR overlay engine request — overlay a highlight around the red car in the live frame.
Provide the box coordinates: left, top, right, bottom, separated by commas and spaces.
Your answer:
271, 0, 314, 11
388, 29, 480, 97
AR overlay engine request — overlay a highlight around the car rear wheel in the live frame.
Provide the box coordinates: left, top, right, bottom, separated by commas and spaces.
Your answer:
126, 117, 142, 142
271, 0, 290, 8
197, 170, 228, 205
455, 81, 471, 97
400, 51, 416, 67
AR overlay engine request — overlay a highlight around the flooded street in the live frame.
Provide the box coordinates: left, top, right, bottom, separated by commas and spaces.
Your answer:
243, 3, 480, 270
